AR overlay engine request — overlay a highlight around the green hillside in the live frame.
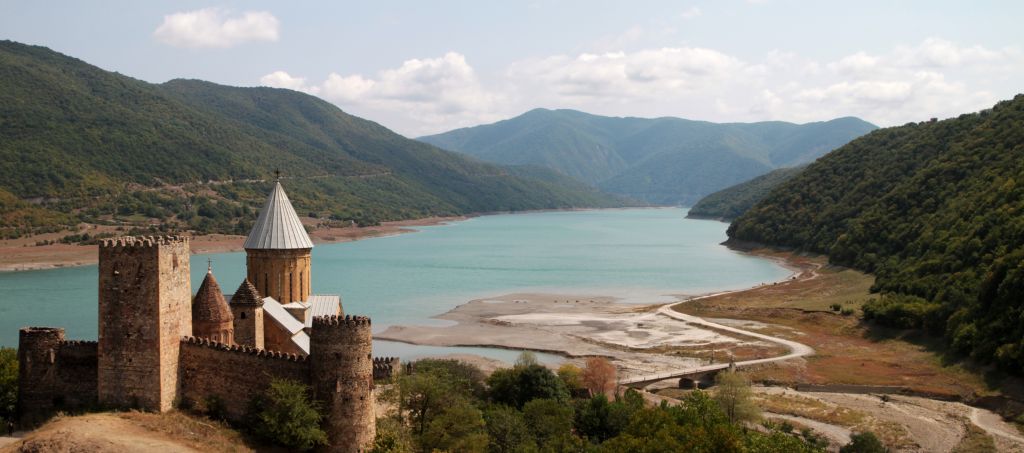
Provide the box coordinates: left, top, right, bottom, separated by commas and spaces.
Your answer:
728, 95, 1024, 370
688, 167, 805, 221
419, 109, 876, 205
0, 41, 622, 237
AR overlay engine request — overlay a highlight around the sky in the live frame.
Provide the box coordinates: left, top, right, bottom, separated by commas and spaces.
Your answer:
1, 1, 1022, 137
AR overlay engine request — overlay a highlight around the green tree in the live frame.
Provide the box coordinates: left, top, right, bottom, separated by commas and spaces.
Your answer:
522, 398, 575, 447
484, 405, 535, 453
487, 364, 569, 409
252, 378, 327, 451
574, 394, 631, 443
0, 347, 16, 425
841, 432, 887, 453
370, 416, 413, 453
713, 370, 760, 424
419, 399, 488, 453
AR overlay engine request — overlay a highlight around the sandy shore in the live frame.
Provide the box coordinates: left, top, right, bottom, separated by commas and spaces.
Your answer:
0, 216, 462, 272
377, 291, 798, 377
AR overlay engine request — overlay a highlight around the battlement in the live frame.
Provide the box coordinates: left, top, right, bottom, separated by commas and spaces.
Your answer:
372, 357, 401, 381
59, 340, 98, 347
181, 336, 308, 363
20, 326, 64, 337
99, 235, 189, 249
312, 314, 371, 328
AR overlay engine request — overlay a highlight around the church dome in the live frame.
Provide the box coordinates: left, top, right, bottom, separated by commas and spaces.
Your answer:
243, 181, 314, 250
193, 268, 234, 344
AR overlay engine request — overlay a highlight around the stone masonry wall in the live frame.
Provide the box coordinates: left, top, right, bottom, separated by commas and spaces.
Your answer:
179, 337, 310, 421
97, 236, 191, 412
17, 328, 98, 426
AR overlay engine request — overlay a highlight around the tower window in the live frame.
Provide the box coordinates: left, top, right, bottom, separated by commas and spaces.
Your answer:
240, 311, 247, 320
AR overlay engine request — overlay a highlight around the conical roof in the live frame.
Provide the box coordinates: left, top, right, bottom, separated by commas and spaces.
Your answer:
243, 181, 314, 250
193, 270, 232, 323
232, 278, 264, 306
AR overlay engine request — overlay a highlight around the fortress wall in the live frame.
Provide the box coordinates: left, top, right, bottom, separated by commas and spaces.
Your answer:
54, 340, 99, 409
179, 337, 310, 421
16, 329, 98, 426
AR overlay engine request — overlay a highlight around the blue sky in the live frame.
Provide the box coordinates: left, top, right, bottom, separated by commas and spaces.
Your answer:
2, 1, 1021, 136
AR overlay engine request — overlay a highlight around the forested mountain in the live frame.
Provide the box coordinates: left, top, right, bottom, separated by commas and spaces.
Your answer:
687, 166, 805, 221
728, 95, 1024, 370
0, 41, 622, 237
419, 109, 875, 205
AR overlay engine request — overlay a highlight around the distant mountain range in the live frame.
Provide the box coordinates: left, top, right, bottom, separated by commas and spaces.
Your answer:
419, 109, 876, 205
0, 41, 622, 237
728, 95, 1024, 371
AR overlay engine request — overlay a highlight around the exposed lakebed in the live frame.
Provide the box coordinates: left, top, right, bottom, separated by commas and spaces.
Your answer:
0, 208, 790, 362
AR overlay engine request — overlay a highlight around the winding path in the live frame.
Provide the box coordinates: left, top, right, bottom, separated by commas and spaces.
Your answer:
620, 302, 815, 385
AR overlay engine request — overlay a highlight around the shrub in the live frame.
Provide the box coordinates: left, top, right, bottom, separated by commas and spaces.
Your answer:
841, 431, 887, 453
0, 347, 16, 425
249, 378, 327, 451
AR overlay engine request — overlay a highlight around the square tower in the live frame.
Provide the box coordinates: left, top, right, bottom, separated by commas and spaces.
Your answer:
97, 236, 191, 412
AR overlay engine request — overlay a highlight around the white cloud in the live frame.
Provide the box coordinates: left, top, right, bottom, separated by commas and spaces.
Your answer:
510, 46, 750, 101
256, 38, 1022, 135
261, 52, 502, 135
680, 7, 702, 19
260, 71, 319, 94
154, 8, 279, 48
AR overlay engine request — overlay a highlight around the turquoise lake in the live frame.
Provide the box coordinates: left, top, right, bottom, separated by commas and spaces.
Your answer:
0, 208, 790, 362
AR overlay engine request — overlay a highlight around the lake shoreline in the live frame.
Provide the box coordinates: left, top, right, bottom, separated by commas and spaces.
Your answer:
376, 249, 810, 375
0, 215, 465, 273
0, 205, 670, 273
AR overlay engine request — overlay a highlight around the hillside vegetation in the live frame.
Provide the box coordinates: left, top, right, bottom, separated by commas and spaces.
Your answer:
688, 166, 805, 220
728, 95, 1024, 371
419, 109, 875, 205
0, 41, 621, 238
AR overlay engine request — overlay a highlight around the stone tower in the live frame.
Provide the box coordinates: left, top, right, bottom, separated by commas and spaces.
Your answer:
311, 315, 376, 452
230, 278, 265, 349
192, 266, 234, 344
97, 236, 191, 412
17, 327, 66, 425
244, 180, 313, 304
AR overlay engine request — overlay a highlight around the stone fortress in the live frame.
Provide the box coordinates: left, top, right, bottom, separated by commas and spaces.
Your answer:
16, 179, 397, 452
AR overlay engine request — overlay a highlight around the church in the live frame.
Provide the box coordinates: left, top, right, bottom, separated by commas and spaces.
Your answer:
193, 179, 342, 355
16, 179, 387, 453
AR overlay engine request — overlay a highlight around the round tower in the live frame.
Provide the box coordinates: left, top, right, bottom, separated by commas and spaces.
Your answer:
192, 266, 234, 344
244, 180, 313, 304
310, 315, 375, 452
17, 327, 65, 425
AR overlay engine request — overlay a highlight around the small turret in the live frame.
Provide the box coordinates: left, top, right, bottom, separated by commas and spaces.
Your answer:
192, 265, 234, 344
230, 278, 265, 349
310, 315, 375, 452
17, 327, 65, 425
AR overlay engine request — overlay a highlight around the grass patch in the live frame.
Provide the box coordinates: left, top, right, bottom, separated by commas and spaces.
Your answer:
951, 421, 996, 453
116, 410, 253, 452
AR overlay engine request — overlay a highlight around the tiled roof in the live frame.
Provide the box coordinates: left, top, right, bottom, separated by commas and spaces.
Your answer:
193, 271, 232, 323
243, 181, 314, 250
230, 278, 263, 306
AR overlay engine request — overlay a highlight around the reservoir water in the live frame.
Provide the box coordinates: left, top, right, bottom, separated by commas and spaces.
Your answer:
0, 208, 790, 362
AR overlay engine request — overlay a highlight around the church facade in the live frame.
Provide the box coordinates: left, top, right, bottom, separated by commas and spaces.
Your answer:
16, 181, 388, 452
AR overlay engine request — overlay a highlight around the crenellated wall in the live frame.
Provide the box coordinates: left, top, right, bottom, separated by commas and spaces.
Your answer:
178, 336, 310, 421
372, 357, 401, 381
17, 328, 98, 426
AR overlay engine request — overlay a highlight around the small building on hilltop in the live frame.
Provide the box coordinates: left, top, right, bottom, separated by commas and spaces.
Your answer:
16, 179, 384, 453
